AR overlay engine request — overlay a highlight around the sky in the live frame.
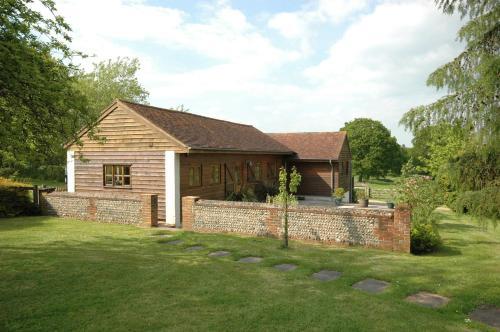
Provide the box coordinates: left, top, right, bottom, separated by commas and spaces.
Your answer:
55, 0, 465, 146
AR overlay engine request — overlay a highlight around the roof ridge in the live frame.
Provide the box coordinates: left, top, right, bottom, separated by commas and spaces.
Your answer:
267, 131, 345, 134
119, 99, 253, 128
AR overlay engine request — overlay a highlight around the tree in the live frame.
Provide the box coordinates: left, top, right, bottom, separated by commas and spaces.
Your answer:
0, 0, 92, 178
400, 0, 499, 222
274, 166, 301, 248
75, 57, 149, 117
400, 0, 499, 149
341, 118, 404, 182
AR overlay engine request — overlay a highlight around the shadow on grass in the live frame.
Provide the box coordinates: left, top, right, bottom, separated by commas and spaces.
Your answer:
0, 215, 53, 231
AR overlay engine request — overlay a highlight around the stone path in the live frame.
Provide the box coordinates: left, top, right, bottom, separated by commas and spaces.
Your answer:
470, 306, 500, 330
274, 264, 297, 271
312, 270, 342, 282
352, 278, 390, 294
185, 246, 204, 251
154, 237, 500, 330
406, 292, 450, 308
208, 251, 231, 257
238, 257, 262, 263
165, 239, 183, 245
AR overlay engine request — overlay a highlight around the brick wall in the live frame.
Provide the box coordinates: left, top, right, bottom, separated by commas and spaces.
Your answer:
182, 197, 411, 253
41, 192, 158, 226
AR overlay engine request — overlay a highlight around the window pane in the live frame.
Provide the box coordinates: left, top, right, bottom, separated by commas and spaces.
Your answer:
115, 166, 122, 175
105, 165, 113, 176
124, 166, 130, 175
105, 175, 113, 185
124, 176, 130, 185
114, 175, 123, 186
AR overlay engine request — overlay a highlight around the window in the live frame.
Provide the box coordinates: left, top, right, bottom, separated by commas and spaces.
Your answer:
247, 161, 262, 182
103, 165, 131, 187
210, 164, 221, 184
189, 165, 202, 187
267, 162, 277, 179
233, 165, 242, 185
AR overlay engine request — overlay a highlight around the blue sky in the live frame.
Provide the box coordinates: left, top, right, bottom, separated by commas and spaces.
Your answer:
56, 0, 464, 146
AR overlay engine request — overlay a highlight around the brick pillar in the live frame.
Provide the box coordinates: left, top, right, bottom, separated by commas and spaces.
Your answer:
181, 196, 200, 230
393, 204, 411, 253
265, 206, 280, 238
142, 194, 158, 227
87, 197, 97, 221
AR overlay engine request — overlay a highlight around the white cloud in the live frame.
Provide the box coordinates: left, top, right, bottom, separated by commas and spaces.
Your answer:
268, 0, 369, 53
55, 0, 464, 146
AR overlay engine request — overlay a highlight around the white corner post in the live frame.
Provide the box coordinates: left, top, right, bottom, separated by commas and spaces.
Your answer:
165, 151, 180, 227
66, 150, 75, 192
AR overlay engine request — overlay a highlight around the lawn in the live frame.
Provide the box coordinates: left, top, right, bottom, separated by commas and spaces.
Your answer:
0, 210, 499, 331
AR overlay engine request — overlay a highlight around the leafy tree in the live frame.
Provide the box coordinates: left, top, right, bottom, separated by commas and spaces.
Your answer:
274, 166, 301, 248
75, 57, 149, 117
0, 0, 92, 178
400, 0, 499, 148
341, 118, 404, 182
400, 0, 499, 222
408, 123, 465, 176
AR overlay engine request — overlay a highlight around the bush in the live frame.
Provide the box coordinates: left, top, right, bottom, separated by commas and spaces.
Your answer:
253, 183, 278, 202
453, 184, 500, 226
0, 178, 39, 217
411, 223, 442, 254
226, 186, 259, 202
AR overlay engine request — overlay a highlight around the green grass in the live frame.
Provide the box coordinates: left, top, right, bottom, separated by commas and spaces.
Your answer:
355, 176, 399, 190
1, 210, 499, 331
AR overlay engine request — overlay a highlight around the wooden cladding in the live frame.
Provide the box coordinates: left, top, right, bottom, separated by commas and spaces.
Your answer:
180, 154, 284, 200
74, 151, 166, 220
72, 106, 184, 152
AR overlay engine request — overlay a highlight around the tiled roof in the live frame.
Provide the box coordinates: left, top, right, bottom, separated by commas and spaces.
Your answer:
121, 100, 293, 154
267, 132, 347, 160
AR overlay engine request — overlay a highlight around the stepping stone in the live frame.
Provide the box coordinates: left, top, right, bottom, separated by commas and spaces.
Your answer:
274, 264, 297, 272
185, 246, 204, 251
352, 278, 390, 294
312, 270, 342, 281
238, 257, 262, 263
470, 306, 500, 330
208, 251, 231, 257
165, 240, 183, 245
406, 292, 450, 308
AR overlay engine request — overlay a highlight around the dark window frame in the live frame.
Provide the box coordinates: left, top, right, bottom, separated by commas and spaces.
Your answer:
103, 165, 132, 188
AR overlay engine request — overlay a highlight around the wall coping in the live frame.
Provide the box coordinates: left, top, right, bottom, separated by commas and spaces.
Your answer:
196, 199, 394, 218
43, 191, 144, 202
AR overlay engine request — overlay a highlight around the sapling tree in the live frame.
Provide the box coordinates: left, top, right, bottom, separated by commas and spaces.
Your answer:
274, 166, 301, 248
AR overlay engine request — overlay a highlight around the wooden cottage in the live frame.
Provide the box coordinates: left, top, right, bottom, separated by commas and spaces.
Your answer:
66, 100, 352, 226
268, 132, 352, 197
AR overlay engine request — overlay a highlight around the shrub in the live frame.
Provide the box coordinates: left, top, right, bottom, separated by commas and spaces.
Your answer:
333, 188, 345, 200
453, 184, 499, 226
352, 188, 365, 203
396, 175, 443, 254
411, 222, 442, 254
253, 183, 278, 202
226, 186, 259, 202
0, 178, 39, 217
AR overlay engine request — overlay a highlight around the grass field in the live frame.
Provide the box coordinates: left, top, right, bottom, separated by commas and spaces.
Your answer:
1, 210, 499, 331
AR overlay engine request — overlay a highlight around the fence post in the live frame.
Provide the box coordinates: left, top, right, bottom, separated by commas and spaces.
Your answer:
33, 185, 40, 206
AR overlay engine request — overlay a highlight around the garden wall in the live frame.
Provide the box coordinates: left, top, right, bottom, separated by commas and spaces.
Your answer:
40, 192, 158, 226
182, 197, 410, 252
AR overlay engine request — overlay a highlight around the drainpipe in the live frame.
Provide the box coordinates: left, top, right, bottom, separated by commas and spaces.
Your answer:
329, 159, 334, 194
